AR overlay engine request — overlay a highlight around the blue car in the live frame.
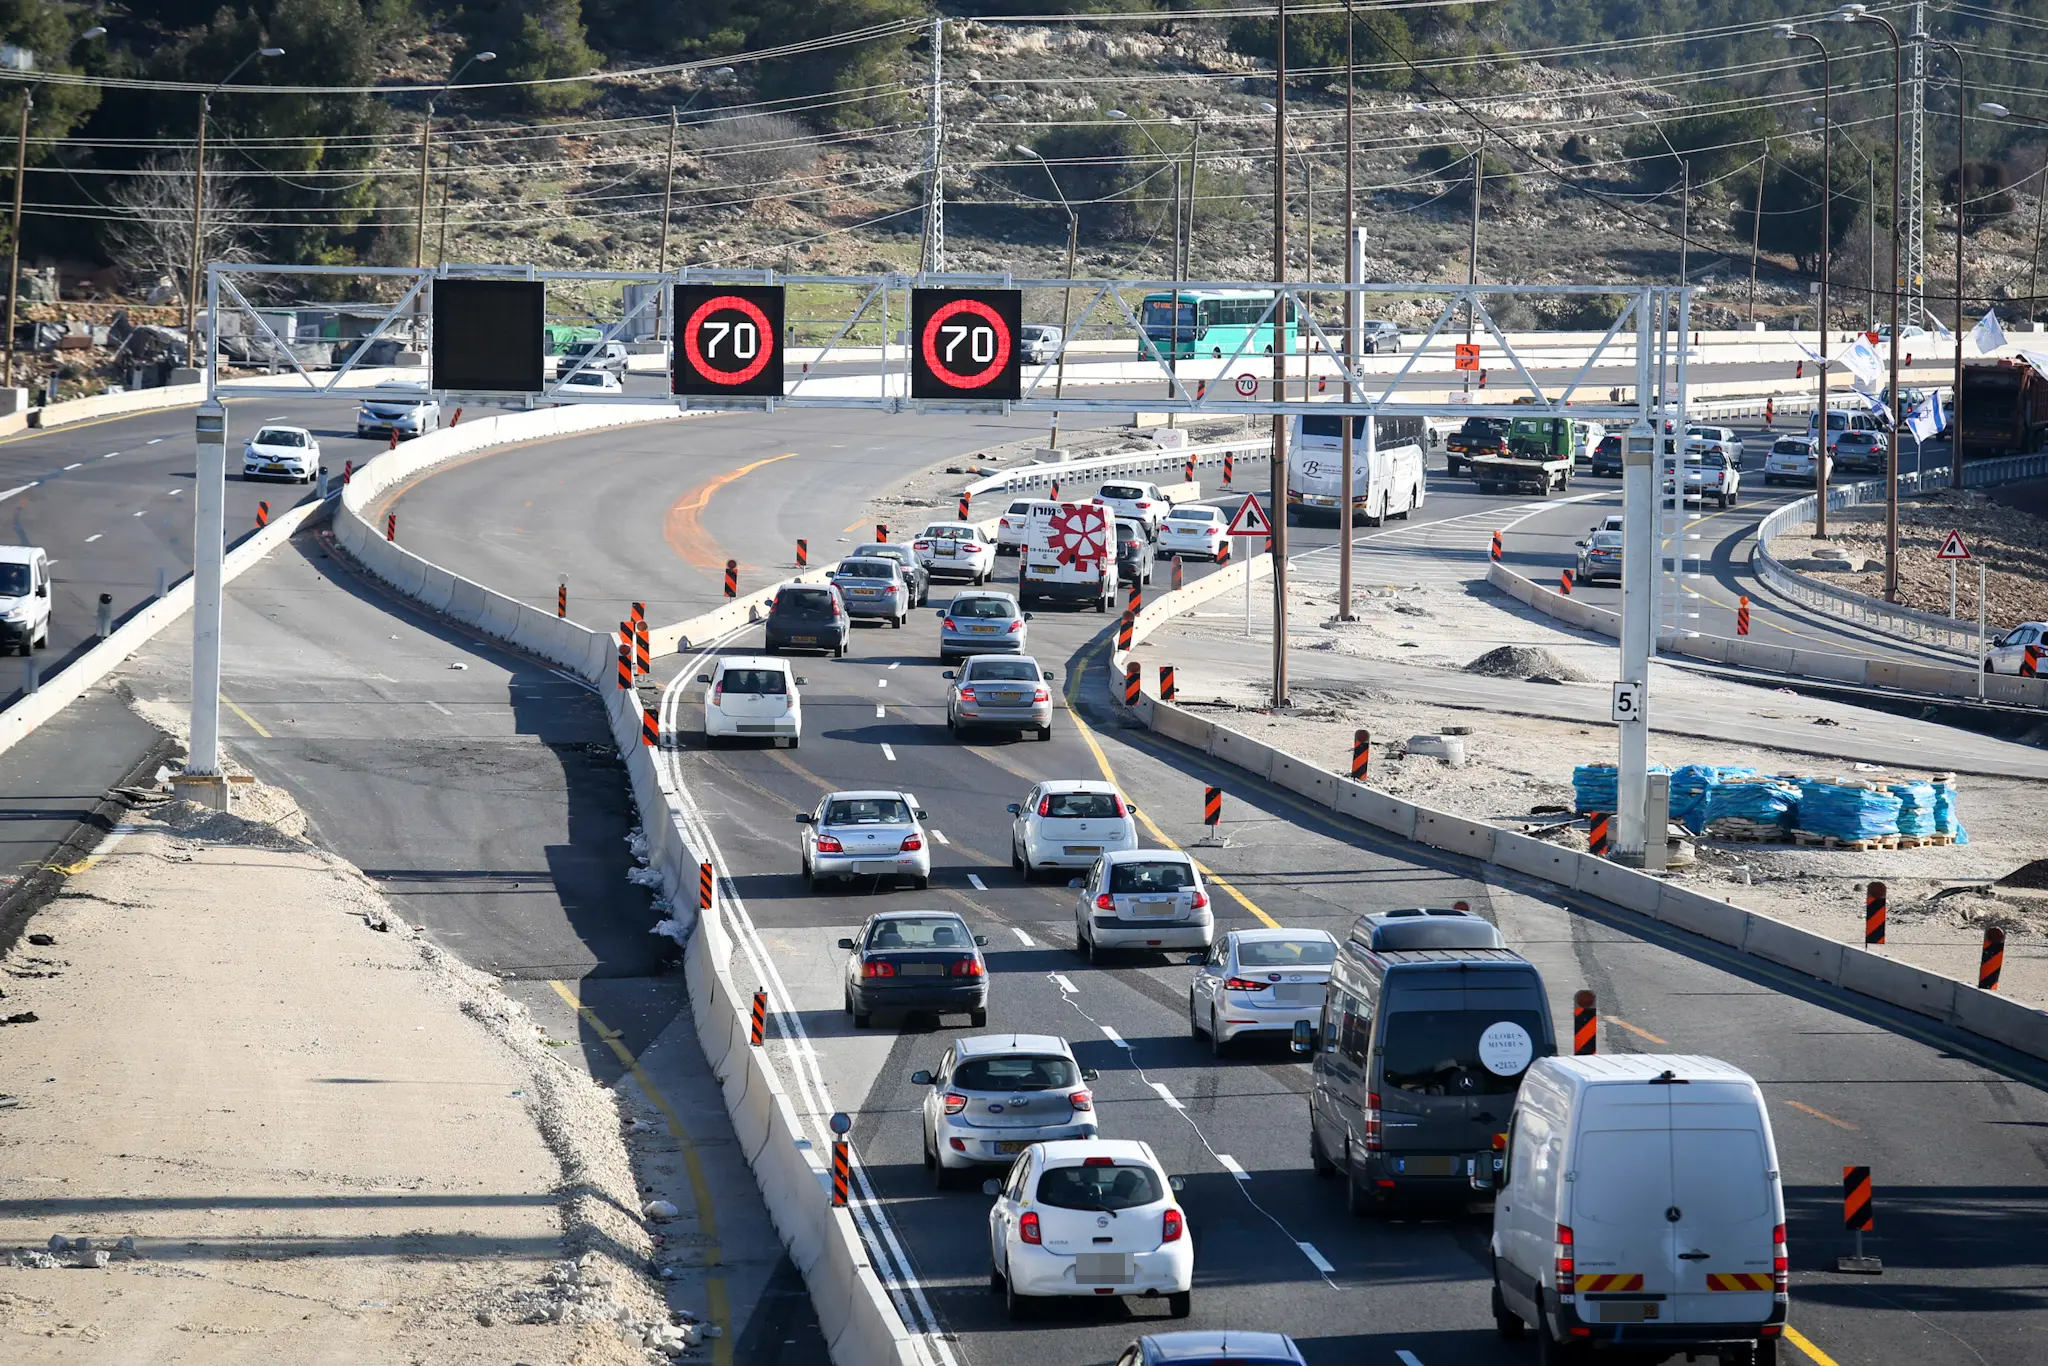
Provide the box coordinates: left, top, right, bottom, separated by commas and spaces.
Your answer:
1118, 1331, 1307, 1366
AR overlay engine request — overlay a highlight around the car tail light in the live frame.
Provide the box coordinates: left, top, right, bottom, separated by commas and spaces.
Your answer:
1224, 976, 1267, 992
862, 960, 896, 978
816, 835, 844, 853
831, 601, 842, 618
958, 687, 976, 703
914, 540, 930, 550
1068, 1090, 1092, 1111
1019, 1212, 1041, 1244
1083, 1156, 1116, 1167
1033, 687, 1049, 703
949, 957, 983, 977
900, 834, 923, 852
1364, 1092, 1382, 1152
711, 683, 723, 704
944, 1092, 968, 1115
1162, 1207, 1183, 1243
1095, 893, 1115, 911
1191, 890, 1209, 911
1038, 796, 1052, 816
1136, 500, 1154, 510
941, 617, 955, 631
1111, 796, 1128, 817
1205, 526, 1221, 537
1555, 1224, 1575, 1289
1008, 619, 1024, 633
1772, 1223, 1789, 1293
962, 542, 982, 552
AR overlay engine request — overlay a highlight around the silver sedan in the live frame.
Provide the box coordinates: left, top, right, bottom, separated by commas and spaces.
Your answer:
798, 790, 932, 891
945, 655, 1055, 741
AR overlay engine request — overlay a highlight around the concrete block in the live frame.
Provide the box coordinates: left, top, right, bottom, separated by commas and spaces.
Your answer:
1786, 648, 1867, 684
1892, 662, 1971, 695
1209, 725, 1276, 781
1948, 987, 2048, 1063
1570, 855, 1664, 915
1652, 885, 1750, 947
446, 578, 487, 627
1837, 948, 1959, 1020
0, 386, 25, 416
1492, 831, 1583, 885
1740, 913, 1845, 984
1151, 702, 1213, 750
1413, 807, 1499, 861
416, 565, 457, 615
1333, 782, 1419, 839
1270, 751, 1338, 807
1729, 641, 1797, 675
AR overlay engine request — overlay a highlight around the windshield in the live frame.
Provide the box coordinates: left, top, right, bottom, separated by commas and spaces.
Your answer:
775, 589, 834, 614
1236, 936, 1337, 969
0, 564, 29, 596
717, 668, 787, 695
1590, 532, 1623, 550
1044, 791, 1120, 819
1037, 1162, 1163, 1211
254, 428, 307, 447
951, 597, 1015, 619
1142, 300, 1195, 330
865, 916, 971, 950
1381, 1008, 1546, 1096
825, 797, 911, 825
566, 372, 607, 385
1459, 419, 1508, 438
368, 394, 423, 408
838, 560, 896, 580
966, 660, 1039, 682
953, 1054, 1076, 1092
1108, 860, 1194, 894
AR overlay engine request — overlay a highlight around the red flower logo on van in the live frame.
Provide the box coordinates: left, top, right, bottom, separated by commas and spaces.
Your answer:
1047, 504, 1110, 572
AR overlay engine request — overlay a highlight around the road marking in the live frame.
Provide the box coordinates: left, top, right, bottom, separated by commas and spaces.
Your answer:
0, 482, 37, 503
1297, 1241, 1335, 1274
146, 437, 163, 444
1150, 1081, 1184, 1110
661, 451, 799, 571
220, 694, 271, 738
888, 661, 900, 670
1010, 927, 1034, 945
1785, 1100, 1858, 1131
102, 451, 117, 458
881, 743, 897, 761
83, 533, 101, 543
1217, 1154, 1249, 1180
549, 979, 732, 1366
875, 704, 885, 717
1100, 1024, 1128, 1048
1396, 1353, 1426, 1366
1052, 973, 1079, 993
968, 873, 988, 891
876, 678, 887, 687
132, 509, 145, 517
165, 488, 181, 495
1785, 1326, 1841, 1366
1608, 1016, 1667, 1045
427, 700, 453, 716
63, 462, 81, 470
930, 828, 948, 845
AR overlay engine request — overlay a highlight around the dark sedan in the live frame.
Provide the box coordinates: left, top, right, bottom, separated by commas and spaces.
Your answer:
840, 911, 989, 1029
1589, 433, 1624, 477
1115, 518, 1153, 587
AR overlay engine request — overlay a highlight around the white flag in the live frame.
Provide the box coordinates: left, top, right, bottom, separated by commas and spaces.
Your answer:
1908, 391, 1943, 443
2018, 348, 2048, 382
1842, 336, 1885, 390
1970, 308, 2008, 355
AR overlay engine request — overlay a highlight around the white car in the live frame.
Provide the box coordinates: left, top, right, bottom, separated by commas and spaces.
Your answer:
996, 498, 1059, 555
1008, 780, 1138, 877
558, 369, 624, 395
1684, 425, 1746, 470
1072, 848, 1213, 962
699, 656, 803, 746
355, 380, 441, 440
242, 424, 319, 482
985, 1138, 1192, 1321
1020, 324, 1064, 365
913, 522, 997, 583
1763, 436, 1820, 486
914, 1034, 1098, 1187
1155, 505, 1229, 561
1679, 452, 1740, 508
1093, 481, 1174, 537
0, 545, 51, 656
1188, 928, 1337, 1056
1987, 621, 2046, 674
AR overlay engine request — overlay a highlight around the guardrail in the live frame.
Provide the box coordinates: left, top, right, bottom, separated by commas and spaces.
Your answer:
963, 434, 1270, 501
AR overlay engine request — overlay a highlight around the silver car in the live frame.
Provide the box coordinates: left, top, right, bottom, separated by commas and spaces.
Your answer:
829, 556, 911, 627
946, 655, 1055, 741
798, 790, 932, 891
1187, 928, 1337, 1056
1072, 848, 1214, 963
852, 543, 928, 606
912, 1034, 1099, 1187
937, 591, 1027, 662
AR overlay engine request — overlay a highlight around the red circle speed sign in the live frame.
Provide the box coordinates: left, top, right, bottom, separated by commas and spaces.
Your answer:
683, 293, 775, 386
919, 296, 1013, 390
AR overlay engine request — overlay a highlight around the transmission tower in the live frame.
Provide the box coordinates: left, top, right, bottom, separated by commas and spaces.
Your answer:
1903, 0, 1927, 321
923, 18, 945, 274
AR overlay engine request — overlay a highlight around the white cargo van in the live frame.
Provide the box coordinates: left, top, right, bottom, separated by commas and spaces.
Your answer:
0, 546, 52, 656
1491, 1055, 1789, 1365
1019, 501, 1117, 612
1287, 414, 1427, 526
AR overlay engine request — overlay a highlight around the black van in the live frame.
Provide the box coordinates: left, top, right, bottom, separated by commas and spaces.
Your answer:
1298, 908, 1555, 1213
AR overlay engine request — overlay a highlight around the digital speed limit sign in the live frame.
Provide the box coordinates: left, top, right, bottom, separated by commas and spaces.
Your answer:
672, 285, 785, 398
910, 288, 1023, 402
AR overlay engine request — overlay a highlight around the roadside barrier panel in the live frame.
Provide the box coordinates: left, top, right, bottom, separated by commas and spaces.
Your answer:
1865, 882, 1887, 944
1573, 990, 1597, 1055
1741, 912, 1847, 983
1837, 949, 1958, 1020
1414, 808, 1499, 862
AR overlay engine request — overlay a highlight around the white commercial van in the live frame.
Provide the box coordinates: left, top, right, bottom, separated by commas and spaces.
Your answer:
1806, 406, 1884, 454
1019, 501, 1117, 612
0, 545, 52, 656
1491, 1055, 1788, 1365
1286, 414, 1427, 525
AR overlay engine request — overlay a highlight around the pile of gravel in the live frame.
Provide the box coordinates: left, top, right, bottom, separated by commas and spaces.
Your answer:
1463, 645, 1591, 684
1997, 858, 2048, 890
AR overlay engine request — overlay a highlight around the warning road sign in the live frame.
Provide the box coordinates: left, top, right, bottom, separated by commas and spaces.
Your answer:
1225, 493, 1272, 537
1454, 343, 1480, 371
1935, 529, 1972, 560
1234, 372, 1259, 397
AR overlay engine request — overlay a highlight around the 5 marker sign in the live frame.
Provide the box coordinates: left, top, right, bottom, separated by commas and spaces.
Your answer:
672, 285, 785, 397
910, 288, 1023, 401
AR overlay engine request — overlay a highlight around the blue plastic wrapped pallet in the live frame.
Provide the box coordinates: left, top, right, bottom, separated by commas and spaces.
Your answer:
1704, 777, 1799, 830
1795, 780, 1903, 842
1572, 763, 1667, 815
1671, 765, 1758, 833
1931, 777, 1968, 843
1888, 781, 1937, 837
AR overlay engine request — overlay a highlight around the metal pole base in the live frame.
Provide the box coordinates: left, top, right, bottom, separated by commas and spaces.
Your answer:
1835, 1255, 1883, 1275
1192, 832, 1231, 849
170, 773, 234, 811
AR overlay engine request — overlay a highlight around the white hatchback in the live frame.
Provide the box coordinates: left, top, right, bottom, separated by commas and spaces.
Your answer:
985, 1139, 1192, 1321
1072, 849, 1213, 962
914, 521, 997, 583
1155, 505, 1229, 561
699, 656, 803, 746
1008, 780, 1138, 876
1187, 928, 1337, 1055
242, 424, 319, 482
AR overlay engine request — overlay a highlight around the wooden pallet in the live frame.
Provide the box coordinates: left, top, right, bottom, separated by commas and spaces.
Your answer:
1790, 829, 1900, 852
1894, 833, 1956, 849
1707, 823, 1791, 844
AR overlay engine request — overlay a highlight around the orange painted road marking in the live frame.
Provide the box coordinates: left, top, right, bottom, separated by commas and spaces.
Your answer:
1607, 1016, 1667, 1045
1785, 1099, 1858, 1131
665, 452, 798, 571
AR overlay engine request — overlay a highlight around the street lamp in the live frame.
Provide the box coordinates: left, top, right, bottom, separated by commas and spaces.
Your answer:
4, 24, 107, 391
1778, 24, 1833, 538
1813, 117, 1880, 330
1836, 1, 1905, 603
418, 50, 495, 267
1979, 102, 2048, 328
1634, 111, 1689, 285
1017, 144, 1078, 451
186, 45, 285, 363
1919, 35, 1966, 490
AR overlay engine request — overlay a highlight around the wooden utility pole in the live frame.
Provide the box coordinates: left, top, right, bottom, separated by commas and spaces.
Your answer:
3, 91, 29, 390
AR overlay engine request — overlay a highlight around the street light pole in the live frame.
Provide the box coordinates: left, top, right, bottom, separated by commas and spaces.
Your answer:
1638, 113, 1690, 285
1463, 130, 1480, 395
1782, 27, 1834, 538
1839, 3, 1904, 603
1340, 0, 1356, 621
185, 46, 283, 363
1018, 146, 1078, 453
1271, 0, 1289, 707
416, 51, 495, 270
1924, 37, 1966, 490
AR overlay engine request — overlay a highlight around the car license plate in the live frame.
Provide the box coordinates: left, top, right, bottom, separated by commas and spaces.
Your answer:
1601, 1303, 1658, 1323
1063, 846, 1101, 856
971, 624, 996, 633
900, 963, 944, 977
995, 1140, 1029, 1155
1276, 984, 1317, 1004
791, 635, 816, 644
938, 544, 957, 556
851, 587, 877, 596
1394, 1156, 1459, 1177
1131, 898, 1175, 918
1076, 1253, 1133, 1284
854, 859, 897, 875
991, 692, 1025, 705
1030, 565, 1053, 575
263, 465, 288, 473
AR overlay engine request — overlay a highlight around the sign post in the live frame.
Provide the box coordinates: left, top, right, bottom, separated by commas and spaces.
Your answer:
1226, 492, 1272, 641
1935, 527, 1971, 622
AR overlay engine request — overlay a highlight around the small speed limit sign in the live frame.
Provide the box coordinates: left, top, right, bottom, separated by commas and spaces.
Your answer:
672, 285, 784, 397
910, 288, 1023, 401
1610, 681, 1645, 724
1234, 372, 1259, 397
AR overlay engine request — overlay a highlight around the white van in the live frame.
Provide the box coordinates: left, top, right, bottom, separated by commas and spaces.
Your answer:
0, 545, 52, 656
1491, 1055, 1788, 1364
1287, 414, 1427, 525
1019, 501, 1117, 612
1806, 406, 1883, 454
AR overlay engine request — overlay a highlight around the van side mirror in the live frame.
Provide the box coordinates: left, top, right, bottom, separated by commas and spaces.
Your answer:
1168, 1176, 1186, 1193
982, 1179, 1002, 1197
910, 1070, 934, 1086
1081, 1068, 1099, 1082
36, 582, 47, 597
942, 670, 956, 680
837, 937, 856, 950
1291, 1020, 1315, 1056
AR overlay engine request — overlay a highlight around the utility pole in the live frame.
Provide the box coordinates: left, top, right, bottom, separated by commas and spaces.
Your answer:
1903, 0, 1928, 320
1167, 160, 1182, 425
1339, 0, 1356, 622
414, 100, 434, 267
3, 90, 28, 391
1747, 154, 1766, 323
656, 107, 678, 345
1463, 132, 1481, 395
1270, 0, 1289, 708
924, 18, 944, 273
1778, 24, 1834, 540
1925, 38, 1966, 490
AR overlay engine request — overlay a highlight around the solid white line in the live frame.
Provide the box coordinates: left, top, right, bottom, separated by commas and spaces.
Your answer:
83, 533, 101, 543
1052, 973, 1079, 994
881, 743, 897, 762
1217, 1154, 1249, 1180
930, 828, 949, 845
1396, 1352, 1425, 1366
1101, 1024, 1128, 1048
63, 462, 81, 470
968, 874, 988, 892
1150, 1082, 1184, 1111
1298, 1242, 1336, 1275
0, 482, 37, 503
1011, 927, 1034, 945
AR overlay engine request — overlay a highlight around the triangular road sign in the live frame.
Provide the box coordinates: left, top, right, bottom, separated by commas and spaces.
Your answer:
1935, 528, 1972, 561
1225, 492, 1271, 537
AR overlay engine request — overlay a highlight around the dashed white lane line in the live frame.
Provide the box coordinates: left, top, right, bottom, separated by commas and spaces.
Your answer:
930, 828, 949, 845
1052, 973, 1079, 994
1150, 1082, 1185, 1111
165, 488, 181, 496
968, 874, 988, 892
131, 509, 145, 517
0, 482, 37, 503
876, 678, 887, 687
1298, 1242, 1336, 1275
1011, 927, 1034, 946
1396, 1352, 1425, 1366
874, 704, 885, 718
83, 533, 101, 543
880, 743, 897, 761
427, 700, 453, 716
102, 451, 118, 458
63, 462, 81, 470
888, 661, 900, 670
1100, 1024, 1128, 1049
146, 437, 163, 444
1217, 1154, 1249, 1180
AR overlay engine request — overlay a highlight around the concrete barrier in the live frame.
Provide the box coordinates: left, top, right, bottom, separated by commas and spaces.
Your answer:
1653, 886, 1750, 949
1414, 807, 1500, 862
1491, 831, 1584, 885
1837, 949, 1959, 1020
1740, 913, 1847, 984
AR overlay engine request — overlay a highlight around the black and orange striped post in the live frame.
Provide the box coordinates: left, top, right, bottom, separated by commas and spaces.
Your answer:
1765, 396, 1776, 429
749, 989, 767, 1047
2023, 644, 2042, 679
1572, 990, 1597, 1055
1795, 358, 1805, 380
1837, 1166, 1880, 1272
1123, 660, 1140, 703
796, 538, 808, 568
1351, 728, 1370, 781
1183, 454, 1195, 483
699, 861, 714, 913
1117, 609, 1135, 652
957, 491, 971, 521
830, 1139, 850, 1207
1049, 480, 1061, 501
449, 407, 463, 426
342, 459, 353, 486
641, 705, 659, 748
1865, 882, 1887, 945
619, 622, 633, 661
1737, 596, 1752, 636
1216, 539, 1230, 564
1195, 378, 1207, 401
387, 427, 399, 451
617, 643, 633, 692
1490, 530, 1503, 563
557, 581, 568, 618
1981, 927, 2005, 990
1203, 786, 1222, 828
1588, 812, 1611, 857
1127, 580, 1143, 613
1159, 664, 1176, 701
1171, 555, 1184, 591
635, 620, 651, 676
385, 512, 396, 541
1223, 451, 1234, 486
1452, 901, 1470, 912
255, 500, 269, 529
875, 523, 888, 543
723, 560, 738, 600
1559, 568, 1574, 596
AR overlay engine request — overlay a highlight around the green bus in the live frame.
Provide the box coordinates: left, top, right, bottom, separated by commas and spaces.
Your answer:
1139, 289, 1297, 359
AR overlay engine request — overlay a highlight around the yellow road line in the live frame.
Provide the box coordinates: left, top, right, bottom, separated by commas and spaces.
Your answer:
1785, 1325, 1841, 1366
219, 693, 272, 738
1784, 1099, 1859, 1131
1606, 1016, 1668, 1045
547, 979, 732, 1366
1062, 642, 1278, 928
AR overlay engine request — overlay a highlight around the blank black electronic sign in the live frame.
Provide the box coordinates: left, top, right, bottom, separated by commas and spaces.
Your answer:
910, 288, 1022, 402
672, 285, 785, 398
432, 277, 546, 392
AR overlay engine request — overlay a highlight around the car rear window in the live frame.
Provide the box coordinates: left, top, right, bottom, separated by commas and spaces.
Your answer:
1036, 1162, 1162, 1211
1772, 440, 1810, 456
923, 525, 974, 540
718, 668, 787, 695
866, 916, 970, 950
1099, 485, 1144, 501
953, 1054, 1076, 1091
1237, 937, 1336, 968
952, 597, 1015, 619
1590, 532, 1622, 549
776, 589, 834, 614
826, 797, 911, 825
966, 660, 1039, 681
1379, 1008, 1546, 1096
1045, 791, 1119, 819
1168, 508, 1220, 524
1108, 860, 1194, 894
839, 560, 897, 579
855, 545, 909, 562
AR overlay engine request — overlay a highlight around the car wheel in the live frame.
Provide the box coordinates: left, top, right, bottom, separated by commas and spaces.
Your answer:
1309, 1118, 1336, 1177
1491, 1279, 1526, 1340
892, 614, 904, 629
1534, 1301, 1581, 1365
1010, 837, 1026, 874
1209, 1008, 1229, 1059
923, 1125, 938, 1172
1168, 1290, 1192, 1319
1086, 933, 1104, 966
1036, 725, 1052, 742
989, 1258, 1005, 1295
912, 875, 929, 891
852, 1005, 873, 1030
1004, 1260, 1033, 1321
802, 857, 816, 892
970, 1008, 988, 1028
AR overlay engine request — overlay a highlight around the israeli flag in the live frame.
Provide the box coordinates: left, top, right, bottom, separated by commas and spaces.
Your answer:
1970, 308, 2008, 356
1907, 391, 1944, 443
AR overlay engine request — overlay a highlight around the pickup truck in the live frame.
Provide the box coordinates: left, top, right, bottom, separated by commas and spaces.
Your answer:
1443, 416, 1509, 478
1470, 416, 1596, 496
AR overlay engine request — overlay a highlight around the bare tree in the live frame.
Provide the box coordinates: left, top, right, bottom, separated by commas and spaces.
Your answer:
684, 113, 818, 206
103, 154, 260, 304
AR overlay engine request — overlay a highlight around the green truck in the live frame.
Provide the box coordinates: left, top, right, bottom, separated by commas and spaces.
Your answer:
1471, 416, 1603, 495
